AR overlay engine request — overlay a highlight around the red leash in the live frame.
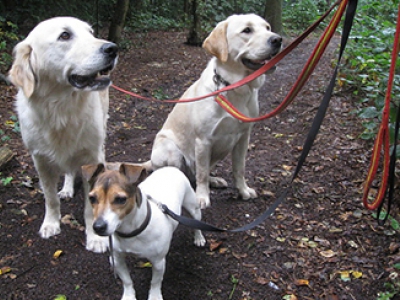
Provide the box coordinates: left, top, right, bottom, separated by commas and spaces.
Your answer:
216, 0, 348, 122
362, 3, 400, 210
111, 0, 340, 104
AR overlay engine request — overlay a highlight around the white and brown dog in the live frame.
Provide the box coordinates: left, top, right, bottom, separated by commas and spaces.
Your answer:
9, 17, 118, 252
82, 163, 206, 300
149, 14, 282, 208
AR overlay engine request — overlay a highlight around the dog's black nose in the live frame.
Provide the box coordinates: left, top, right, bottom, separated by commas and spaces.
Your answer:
269, 35, 282, 48
93, 218, 108, 236
101, 43, 118, 59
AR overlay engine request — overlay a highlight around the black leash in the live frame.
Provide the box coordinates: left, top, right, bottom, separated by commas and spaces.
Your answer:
376, 102, 400, 225
160, 0, 358, 232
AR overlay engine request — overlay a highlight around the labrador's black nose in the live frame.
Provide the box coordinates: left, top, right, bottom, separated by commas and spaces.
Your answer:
269, 35, 282, 48
93, 218, 108, 236
101, 43, 118, 59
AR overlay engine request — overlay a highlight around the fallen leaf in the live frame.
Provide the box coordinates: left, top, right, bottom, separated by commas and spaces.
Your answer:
0, 266, 11, 275
232, 252, 247, 259
209, 240, 223, 251
320, 250, 337, 258
295, 279, 309, 286
53, 250, 63, 259
255, 277, 269, 285
137, 261, 152, 268
352, 271, 363, 279
338, 271, 351, 282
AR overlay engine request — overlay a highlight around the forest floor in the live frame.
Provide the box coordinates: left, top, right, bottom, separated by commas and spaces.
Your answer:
1, 28, 400, 300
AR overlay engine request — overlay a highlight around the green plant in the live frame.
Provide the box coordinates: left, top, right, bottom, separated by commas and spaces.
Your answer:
228, 275, 239, 300
0, 174, 13, 186
340, 0, 400, 153
152, 88, 169, 100
377, 264, 400, 299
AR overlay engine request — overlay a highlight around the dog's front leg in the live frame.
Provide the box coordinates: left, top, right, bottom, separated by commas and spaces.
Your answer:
33, 155, 62, 238
232, 133, 257, 200
83, 179, 109, 253
148, 258, 166, 300
113, 251, 137, 300
195, 138, 212, 208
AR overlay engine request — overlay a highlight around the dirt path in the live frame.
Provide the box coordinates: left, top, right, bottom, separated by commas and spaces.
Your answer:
1, 30, 399, 300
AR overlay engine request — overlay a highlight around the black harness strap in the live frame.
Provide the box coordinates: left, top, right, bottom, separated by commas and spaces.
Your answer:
160, 0, 358, 232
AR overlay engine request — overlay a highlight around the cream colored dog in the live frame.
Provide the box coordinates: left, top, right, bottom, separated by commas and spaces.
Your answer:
149, 14, 282, 208
8, 17, 118, 252
82, 164, 206, 300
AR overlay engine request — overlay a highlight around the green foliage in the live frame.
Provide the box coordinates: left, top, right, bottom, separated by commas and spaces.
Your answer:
0, 173, 13, 186
340, 0, 400, 150
0, 17, 19, 72
282, 0, 330, 32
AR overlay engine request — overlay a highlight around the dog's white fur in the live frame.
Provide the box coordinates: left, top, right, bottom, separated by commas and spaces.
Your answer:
8, 17, 118, 252
82, 164, 206, 300
150, 14, 282, 208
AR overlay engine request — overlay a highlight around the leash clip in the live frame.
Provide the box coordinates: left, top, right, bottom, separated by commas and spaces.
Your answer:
147, 195, 167, 213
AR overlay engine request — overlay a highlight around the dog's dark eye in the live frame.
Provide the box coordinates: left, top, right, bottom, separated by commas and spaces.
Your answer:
242, 27, 252, 34
59, 31, 71, 41
114, 196, 127, 205
89, 195, 98, 204
266, 25, 271, 31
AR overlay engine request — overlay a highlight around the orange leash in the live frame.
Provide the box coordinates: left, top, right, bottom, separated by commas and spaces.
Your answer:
362, 3, 400, 210
215, 0, 349, 122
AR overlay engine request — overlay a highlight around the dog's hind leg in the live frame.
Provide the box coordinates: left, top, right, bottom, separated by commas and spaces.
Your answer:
33, 155, 62, 238
112, 251, 137, 300
58, 172, 75, 199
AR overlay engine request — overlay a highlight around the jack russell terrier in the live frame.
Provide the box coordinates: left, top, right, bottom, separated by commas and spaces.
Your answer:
82, 163, 206, 300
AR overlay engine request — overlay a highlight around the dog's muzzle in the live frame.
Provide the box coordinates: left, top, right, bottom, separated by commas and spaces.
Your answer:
93, 217, 110, 236
68, 42, 119, 91
242, 35, 282, 71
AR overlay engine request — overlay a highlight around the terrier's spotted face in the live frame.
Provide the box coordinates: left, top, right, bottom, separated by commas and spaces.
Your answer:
82, 163, 147, 236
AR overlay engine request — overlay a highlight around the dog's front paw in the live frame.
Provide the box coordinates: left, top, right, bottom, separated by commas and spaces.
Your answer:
58, 189, 73, 199
194, 231, 206, 247
86, 234, 109, 253
39, 221, 61, 238
209, 176, 228, 188
239, 187, 257, 200
197, 196, 210, 209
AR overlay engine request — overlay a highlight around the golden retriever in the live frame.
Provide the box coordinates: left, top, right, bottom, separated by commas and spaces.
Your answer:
8, 17, 118, 252
149, 14, 282, 208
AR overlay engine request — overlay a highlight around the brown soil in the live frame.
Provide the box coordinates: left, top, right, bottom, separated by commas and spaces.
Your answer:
1, 29, 399, 300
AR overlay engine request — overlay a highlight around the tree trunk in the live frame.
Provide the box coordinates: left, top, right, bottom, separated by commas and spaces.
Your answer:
186, 0, 203, 46
108, 0, 130, 44
264, 0, 283, 35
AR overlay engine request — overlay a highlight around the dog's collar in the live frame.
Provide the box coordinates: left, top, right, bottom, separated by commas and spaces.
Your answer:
213, 69, 231, 88
116, 199, 152, 238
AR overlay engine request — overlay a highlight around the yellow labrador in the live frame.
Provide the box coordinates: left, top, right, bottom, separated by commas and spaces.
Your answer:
8, 17, 118, 252
149, 14, 282, 208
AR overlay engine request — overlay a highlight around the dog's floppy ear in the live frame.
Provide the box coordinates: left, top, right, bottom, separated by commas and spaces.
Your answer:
119, 164, 148, 185
8, 42, 36, 98
203, 20, 229, 63
81, 163, 105, 186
